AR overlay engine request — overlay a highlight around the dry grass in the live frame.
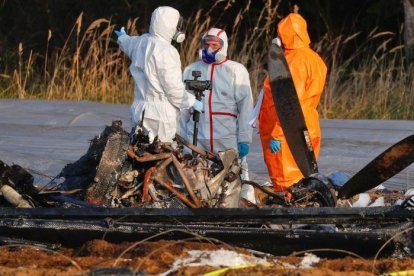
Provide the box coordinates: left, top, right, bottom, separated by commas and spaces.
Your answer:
316, 29, 414, 119
1, 0, 413, 119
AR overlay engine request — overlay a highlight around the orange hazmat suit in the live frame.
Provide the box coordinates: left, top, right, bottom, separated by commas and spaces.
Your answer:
259, 13, 327, 191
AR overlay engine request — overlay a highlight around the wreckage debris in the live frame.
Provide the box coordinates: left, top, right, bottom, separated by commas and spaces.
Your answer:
1, 121, 414, 258
0, 121, 244, 208
0, 120, 413, 210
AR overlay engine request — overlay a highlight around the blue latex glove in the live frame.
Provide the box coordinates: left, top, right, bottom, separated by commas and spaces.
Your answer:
115, 26, 127, 38
269, 138, 281, 153
192, 100, 203, 112
238, 143, 250, 159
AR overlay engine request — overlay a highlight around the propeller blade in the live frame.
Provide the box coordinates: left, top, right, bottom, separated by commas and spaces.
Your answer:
338, 135, 414, 199
267, 43, 318, 176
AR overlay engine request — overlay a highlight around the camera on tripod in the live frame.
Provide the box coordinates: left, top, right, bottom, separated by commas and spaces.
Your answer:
184, 71, 211, 94
183, 71, 211, 151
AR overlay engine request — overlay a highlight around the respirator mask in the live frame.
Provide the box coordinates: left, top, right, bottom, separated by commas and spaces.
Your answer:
199, 35, 225, 64
272, 36, 282, 47
172, 16, 185, 43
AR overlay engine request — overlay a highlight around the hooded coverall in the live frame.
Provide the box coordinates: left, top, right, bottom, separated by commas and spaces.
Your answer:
117, 7, 195, 143
179, 28, 254, 202
259, 13, 327, 191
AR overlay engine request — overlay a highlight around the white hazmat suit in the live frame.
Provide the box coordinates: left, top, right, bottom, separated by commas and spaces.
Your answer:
117, 6, 196, 142
179, 28, 255, 203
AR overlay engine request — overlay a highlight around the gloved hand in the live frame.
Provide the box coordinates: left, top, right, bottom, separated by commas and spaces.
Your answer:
192, 100, 203, 112
238, 143, 250, 159
115, 26, 127, 38
269, 138, 281, 153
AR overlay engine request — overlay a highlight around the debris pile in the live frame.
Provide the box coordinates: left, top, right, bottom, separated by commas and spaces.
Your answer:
0, 120, 412, 210
0, 121, 242, 208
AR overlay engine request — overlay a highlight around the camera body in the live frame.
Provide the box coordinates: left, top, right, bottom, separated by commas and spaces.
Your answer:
184, 71, 211, 97
185, 79, 211, 92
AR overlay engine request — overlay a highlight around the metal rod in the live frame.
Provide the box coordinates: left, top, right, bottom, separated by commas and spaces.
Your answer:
175, 134, 219, 162
154, 177, 198, 208
142, 167, 156, 202
157, 157, 173, 171
242, 180, 287, 205
171, 155, 202, 207
127, 148, 171, 162
193, 111, 200, 146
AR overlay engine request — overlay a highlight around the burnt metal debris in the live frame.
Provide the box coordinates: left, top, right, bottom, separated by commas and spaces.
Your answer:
1, 120, 414, 257
0, 120, 243, 209
0, 120, 357, 209
0, 120, 412, 210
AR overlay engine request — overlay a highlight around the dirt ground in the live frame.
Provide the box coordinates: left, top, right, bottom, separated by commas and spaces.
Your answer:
0, 239, 412, 275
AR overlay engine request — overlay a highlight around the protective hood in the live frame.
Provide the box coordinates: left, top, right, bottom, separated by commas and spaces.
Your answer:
149, 6, 180, 43
201, 28, 228, 60
277, 13, 310, 50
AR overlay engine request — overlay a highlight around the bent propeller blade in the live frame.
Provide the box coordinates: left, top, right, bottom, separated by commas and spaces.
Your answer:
338, 134, 414, 199
267, 43, 318, 177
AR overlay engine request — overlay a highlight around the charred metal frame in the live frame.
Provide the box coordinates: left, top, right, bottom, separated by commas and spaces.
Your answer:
0, 206, 412, 257
0, 206, 412, 224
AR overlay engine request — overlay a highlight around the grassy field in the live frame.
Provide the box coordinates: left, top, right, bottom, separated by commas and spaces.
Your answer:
1, 2, 413, 119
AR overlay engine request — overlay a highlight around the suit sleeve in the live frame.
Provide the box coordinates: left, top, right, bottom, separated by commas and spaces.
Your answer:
177, 66, 193, 138
117, 35, 141, 59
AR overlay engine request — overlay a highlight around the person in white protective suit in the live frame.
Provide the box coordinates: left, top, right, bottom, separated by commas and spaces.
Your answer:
115, 6, 203, 143
179, 28, 255, 204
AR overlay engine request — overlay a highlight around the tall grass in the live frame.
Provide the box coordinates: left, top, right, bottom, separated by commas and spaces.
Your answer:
0, 0, 413, 119
316, 29, 414, 119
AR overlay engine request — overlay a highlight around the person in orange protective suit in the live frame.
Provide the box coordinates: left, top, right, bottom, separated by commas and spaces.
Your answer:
258, 13, 327, 193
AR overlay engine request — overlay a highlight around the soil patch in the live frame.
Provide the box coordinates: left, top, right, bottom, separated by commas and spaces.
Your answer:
0, 239, 412, 275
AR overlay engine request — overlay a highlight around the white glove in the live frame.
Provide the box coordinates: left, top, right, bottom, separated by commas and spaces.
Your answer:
192, 100, 203, 112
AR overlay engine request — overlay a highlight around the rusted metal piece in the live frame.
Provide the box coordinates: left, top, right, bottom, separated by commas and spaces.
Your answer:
127, 147, 172, 162
175, 134, 219, 162
154, 177, 198, 208
171, 155, 202, 207
157, 157, 173, 171
142, 167, 156, 202
153, 156, 201, 208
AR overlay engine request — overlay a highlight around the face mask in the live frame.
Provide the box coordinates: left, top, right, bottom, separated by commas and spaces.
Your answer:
201, 48, 217, 64
199, 35, 225, 64
173, 16, 185, 43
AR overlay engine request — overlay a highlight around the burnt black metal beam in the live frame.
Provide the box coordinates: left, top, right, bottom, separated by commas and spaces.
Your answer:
0, 218, 404, 257
0, 206, 412, 224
